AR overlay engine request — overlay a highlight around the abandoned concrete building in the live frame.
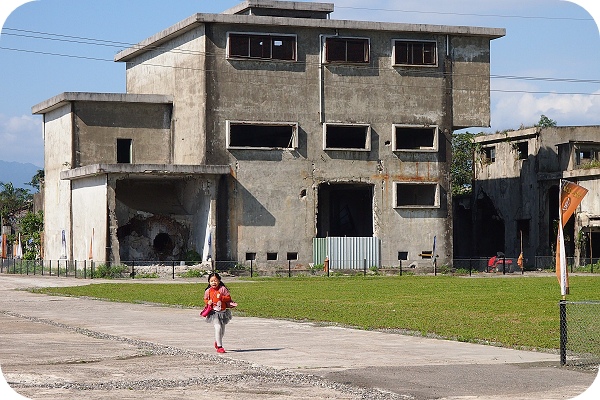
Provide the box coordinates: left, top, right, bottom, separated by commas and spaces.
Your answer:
32, 0, 505, 270
466, 126, 600, 267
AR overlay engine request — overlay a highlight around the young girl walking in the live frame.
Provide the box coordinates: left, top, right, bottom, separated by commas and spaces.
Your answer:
203, 272, 233, 353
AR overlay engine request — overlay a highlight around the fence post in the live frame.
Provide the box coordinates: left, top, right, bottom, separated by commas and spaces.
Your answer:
288, 260, 291, 278
399, 261, 402, 276
172, 261, 175, 280
363, 258, 367, 276
559, 300, 567, 366
250, 259, 253, 278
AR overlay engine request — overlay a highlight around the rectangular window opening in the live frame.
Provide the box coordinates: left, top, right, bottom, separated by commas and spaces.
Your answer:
325, 37, 369, 63
267, 252, 278, 261
394, 125, 437, 151
483, 146, 496, 163
576, 148, 600, 165
324, 124, 371, 151
516, 142, 528, 160
116, 138, 132, 164
286, 252, 298, 261
394, 40, 437, 66
228, 33, 296, 61
398, 251, 408, 261
227, 121, 298, 150
245, 252, 256, 261
395, 182, 439, 208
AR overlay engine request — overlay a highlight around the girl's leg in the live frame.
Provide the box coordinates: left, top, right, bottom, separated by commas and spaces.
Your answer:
214, 320, 225, 347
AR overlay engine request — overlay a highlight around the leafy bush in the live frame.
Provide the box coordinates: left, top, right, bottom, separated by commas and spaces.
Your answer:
179, 268, 206, 278
93, 264, 129, 279
184, 250, 202, 265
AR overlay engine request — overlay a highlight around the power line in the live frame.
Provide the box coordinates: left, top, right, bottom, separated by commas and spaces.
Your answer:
4, 26, 600, 86
3, 43, 599, 91
4, 44, 597, 97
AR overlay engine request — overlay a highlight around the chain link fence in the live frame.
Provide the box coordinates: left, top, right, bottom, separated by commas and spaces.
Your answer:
560, 300, 600, 369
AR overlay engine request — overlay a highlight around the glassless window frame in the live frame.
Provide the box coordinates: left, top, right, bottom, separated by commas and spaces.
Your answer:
226, 121, 299, 150
393, 40, 437, 67
324, 37, 370, 64
394, 182, 440, 209
228, 32, 297, 61
393, 124, 438, 152
323, 123, 371, 151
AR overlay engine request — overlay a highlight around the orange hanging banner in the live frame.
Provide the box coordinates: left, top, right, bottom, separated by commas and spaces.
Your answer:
555, 180, 588, 296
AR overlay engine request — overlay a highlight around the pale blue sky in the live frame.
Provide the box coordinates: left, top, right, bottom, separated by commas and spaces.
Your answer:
0, 0, 599, 167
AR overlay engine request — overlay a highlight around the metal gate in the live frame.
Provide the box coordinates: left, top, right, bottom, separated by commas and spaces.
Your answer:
313, 237, 380, 269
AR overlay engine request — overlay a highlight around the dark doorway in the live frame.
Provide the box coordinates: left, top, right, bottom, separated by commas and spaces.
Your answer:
474, 190, 504, 256
317, 183, 373, 237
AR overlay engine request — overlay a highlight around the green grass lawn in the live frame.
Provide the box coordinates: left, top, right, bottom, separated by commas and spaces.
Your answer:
30, 275, 600, 351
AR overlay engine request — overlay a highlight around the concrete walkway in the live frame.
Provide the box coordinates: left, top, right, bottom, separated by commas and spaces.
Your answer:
0, 275, 597, 399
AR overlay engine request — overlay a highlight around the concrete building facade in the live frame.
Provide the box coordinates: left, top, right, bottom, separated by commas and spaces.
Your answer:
471, 126, 600, 266
33, 1, 504, 269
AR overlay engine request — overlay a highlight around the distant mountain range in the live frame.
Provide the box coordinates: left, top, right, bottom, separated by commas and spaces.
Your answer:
0, 160, 42, 190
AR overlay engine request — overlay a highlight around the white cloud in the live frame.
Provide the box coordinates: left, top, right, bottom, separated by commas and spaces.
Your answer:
0, 114, 43, 166
490, 88, 600, 131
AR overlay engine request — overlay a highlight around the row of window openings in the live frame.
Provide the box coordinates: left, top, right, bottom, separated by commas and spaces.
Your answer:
228, 33, 437, 66
482, 142, 529, 163
245, 252, 298, 261
246, 251, 440, 262
116, 125, 437, 161
227, 122, 438, 152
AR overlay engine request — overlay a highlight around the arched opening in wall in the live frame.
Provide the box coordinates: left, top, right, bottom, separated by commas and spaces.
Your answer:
316, 182, 373, 237
474, 189, 504, 256
153, 232, 174, 254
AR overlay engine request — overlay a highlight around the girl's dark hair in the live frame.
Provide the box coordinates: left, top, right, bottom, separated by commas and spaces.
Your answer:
205, 272, 227, 290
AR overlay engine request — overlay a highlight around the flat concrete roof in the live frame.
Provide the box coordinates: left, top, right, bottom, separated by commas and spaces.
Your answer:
32, 92, 173, 115
115, 12, 505, 62
60, 164, 232, 181
222, 0, 334, 15
474, 127, 540, 144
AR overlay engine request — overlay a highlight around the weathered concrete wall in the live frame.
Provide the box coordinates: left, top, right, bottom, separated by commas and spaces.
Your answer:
451, 36, 491, 128
71, 176, 107, 262
73, 101, 172, 166
124, 27, 207, 165
200, 22, 453, 266
42, 104, 74, 261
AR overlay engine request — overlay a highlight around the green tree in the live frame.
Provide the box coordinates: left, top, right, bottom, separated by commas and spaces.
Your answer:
19, 211, 43, 260
451, 132, 477, 196
0, 182, 32, 227
26, 169, 44, 193
536, 114, 557, 128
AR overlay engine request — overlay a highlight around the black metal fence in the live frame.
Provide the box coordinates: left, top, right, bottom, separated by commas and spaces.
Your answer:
2, 256, 600, 279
